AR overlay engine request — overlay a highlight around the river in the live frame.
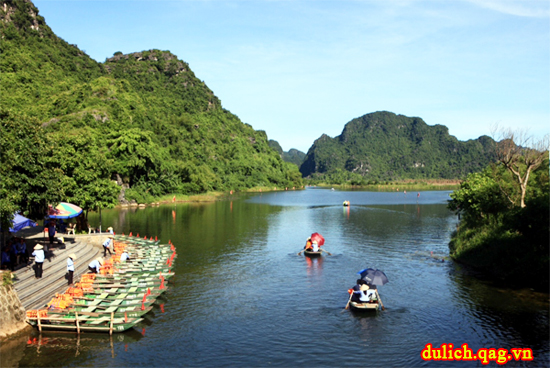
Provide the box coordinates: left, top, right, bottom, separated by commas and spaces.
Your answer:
9, 188, 549, 367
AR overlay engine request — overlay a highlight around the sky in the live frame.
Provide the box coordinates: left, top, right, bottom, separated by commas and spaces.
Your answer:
33, 0, 549, 153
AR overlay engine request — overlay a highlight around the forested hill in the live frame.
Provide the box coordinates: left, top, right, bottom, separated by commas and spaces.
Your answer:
300, 111, 497, 182
268, 140, 306, 167
0, 0, 302, 219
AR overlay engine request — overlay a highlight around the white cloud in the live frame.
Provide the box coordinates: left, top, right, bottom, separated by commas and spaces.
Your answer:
464, 0, 550, 17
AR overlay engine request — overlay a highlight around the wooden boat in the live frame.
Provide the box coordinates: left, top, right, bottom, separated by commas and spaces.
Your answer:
93, 272, 174, 282
83, 285, 167, 296
90, 281, 167, 291
349, 300, 380, 312
304, 249, 323, 257
72, 296, 156, 308
116, 265, 173, 273
27, 313, 143, 333
74, 292, 159, 303
46, 304, 153, 319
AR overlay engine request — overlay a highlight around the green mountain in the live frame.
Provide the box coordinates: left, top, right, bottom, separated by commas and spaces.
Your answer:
0, 0, 302, 218
268, 140, 306, 167
300, 111, 497, 181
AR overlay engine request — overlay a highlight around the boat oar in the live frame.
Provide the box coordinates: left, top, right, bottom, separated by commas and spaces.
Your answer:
320, 248, 332, 256
344, 292, 353, 310
297, 249, 305, 256
375, 289, 385, 310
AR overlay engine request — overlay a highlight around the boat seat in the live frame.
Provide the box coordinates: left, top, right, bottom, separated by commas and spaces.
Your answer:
115, 293, 128, 299
89, 299, 103, 306
81, 306, 97, 313
128, 287, 138, 293
103, 307, 118, 313
109, 299, 123, 306
88, 317, 110, 325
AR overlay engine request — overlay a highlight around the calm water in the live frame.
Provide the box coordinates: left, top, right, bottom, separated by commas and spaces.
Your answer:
8, 189, 549, 367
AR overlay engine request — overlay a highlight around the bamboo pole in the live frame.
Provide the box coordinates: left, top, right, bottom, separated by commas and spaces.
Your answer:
76, 311, 80, 334
375, 289, 385, 310
109, 312, 114, 335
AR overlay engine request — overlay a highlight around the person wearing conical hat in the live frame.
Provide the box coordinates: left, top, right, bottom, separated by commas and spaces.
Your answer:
67, 253, 77, 286
102, 235, 114, 257
88, 257, 102, 274
120, 250, 130, 263
32, 244, 45, 279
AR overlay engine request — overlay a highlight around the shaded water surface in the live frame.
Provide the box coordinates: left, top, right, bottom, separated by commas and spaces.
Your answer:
10, 189, 549, 367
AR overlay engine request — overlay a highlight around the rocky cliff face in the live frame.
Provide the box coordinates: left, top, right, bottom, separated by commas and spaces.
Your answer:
0, 275, 29, 341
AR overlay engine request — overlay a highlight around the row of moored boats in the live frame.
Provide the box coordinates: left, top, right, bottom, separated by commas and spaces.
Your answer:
25, 235, 176, 334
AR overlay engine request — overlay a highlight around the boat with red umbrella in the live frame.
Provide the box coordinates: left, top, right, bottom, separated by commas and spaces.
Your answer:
299, 233, 331, 256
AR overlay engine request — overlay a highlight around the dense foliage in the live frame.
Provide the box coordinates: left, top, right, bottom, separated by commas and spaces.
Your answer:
448, 155, 549, 290
300, 111, 498, 182
0, 0, 302, 223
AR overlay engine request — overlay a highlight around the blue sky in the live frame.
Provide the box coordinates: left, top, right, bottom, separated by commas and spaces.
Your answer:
34, 0, 549, 153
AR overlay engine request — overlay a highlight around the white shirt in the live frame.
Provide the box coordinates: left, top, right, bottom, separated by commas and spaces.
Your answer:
67, 258, 75, 271
32, 249, 45, 263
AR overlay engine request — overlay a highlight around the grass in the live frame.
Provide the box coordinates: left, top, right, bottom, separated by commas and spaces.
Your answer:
139, 186, 307, 205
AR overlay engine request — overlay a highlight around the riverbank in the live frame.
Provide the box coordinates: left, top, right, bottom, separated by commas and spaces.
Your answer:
118, 186, 306, 207
449, 219, 549, 292
116, 181, 458, 208
311, 179, 461, 191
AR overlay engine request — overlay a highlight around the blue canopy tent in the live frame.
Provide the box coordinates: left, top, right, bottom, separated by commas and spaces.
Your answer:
0, 214, 38, 233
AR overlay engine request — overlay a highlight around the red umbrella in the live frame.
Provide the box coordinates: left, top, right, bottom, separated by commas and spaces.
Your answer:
310, 232, 325, 246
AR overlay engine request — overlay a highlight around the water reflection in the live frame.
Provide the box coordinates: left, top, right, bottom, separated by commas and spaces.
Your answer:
305, 255, 324, 278
449, 265, 549, 353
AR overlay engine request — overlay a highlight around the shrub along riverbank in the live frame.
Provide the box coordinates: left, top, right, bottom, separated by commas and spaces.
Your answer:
448, 158, 549, 291
309, 179, 460, 191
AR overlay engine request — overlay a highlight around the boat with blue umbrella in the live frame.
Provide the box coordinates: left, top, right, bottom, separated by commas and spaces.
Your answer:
345, 268, 388, 312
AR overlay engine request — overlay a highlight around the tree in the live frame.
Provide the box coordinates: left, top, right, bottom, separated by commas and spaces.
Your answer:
48, 128, 120, 222
492, 126, 549, 208
0, 109, 65, 220
448, 167, 509, 226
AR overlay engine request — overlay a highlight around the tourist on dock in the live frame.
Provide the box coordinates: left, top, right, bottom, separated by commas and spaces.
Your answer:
15, 238, 28, 265
120, 250, 130, 262
67, 254, 76, 286
47, 220, 56, 245
32, 244, 45, 278
102, 235, 114, 257
1, 246, 12, 271
107, 226, 114, 234
88, 258, 102, 273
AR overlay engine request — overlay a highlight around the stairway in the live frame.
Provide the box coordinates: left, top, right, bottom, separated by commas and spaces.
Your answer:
13, 239, 101, 310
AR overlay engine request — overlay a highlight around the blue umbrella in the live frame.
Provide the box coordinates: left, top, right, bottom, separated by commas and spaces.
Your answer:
0, 213, 38, 233
357, 268, 389, 286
